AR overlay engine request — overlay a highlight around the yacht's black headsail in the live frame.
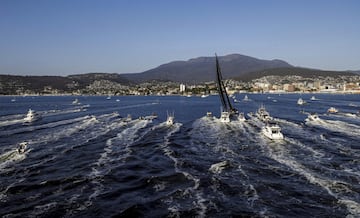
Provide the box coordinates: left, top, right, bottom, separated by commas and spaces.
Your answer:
215, 54, 237, 114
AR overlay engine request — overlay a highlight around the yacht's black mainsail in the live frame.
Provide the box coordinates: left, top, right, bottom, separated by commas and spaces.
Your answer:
215, 54, 238, 115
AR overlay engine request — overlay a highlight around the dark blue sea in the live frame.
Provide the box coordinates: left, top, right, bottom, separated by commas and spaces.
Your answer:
0, 94, 359, 217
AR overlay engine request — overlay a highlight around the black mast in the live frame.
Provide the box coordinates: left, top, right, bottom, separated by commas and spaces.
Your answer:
215, 54, 237, 113
216, 54, 228, 111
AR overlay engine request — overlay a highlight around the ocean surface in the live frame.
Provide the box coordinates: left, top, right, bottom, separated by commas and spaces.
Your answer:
0, 94, 359, 217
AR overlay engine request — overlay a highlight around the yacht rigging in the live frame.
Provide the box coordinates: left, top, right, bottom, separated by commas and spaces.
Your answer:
215, 54, 244, 122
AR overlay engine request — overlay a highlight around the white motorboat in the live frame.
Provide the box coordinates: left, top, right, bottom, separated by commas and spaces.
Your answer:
237, 112, 246, 121
17, 142, 28, 154
72, 98, 80, 105
327, 107, 338, 113
220, 111, 230, 123
201, 94, 209, 98
297, 98, 306, 105
206, 111, 213, 118
209, 160, 230, 173
310, 96, 317, 101
23, 109, 40, 123
262, 121, 284, 140
166, 112, 175, 125
243, 95, 250, 101
305, 113, 321, 122
125, 114, 132, 122
256, 104, 273, 122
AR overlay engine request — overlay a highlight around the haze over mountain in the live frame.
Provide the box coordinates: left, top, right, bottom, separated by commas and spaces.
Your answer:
122, 54, 293, 83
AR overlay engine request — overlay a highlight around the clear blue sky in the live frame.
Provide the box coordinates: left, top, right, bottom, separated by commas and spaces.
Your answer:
1, 0, 359, 75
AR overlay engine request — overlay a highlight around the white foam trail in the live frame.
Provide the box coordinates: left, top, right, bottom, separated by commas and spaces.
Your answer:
26, 116, 98, 145
0, 178, 25, 203
159, 122, 209, 217
89, 119, 152, 201
0, 115, 93, 136
306, 117, 360, 137
29, 202, 58, 217
284, 137, 325, 158
264, 143, 360, 217
0, 119, 24, 127
41, 107, 86, 117
0, 148, 30, 170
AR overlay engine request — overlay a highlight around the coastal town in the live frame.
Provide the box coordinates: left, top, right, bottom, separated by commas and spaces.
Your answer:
2, 74, 360, 96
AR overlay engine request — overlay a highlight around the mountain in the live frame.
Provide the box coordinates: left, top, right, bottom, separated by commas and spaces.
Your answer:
68, 73, 131, 86
122, 54, 293, 83
236, 67, 357, 82
0, 73, 130, 95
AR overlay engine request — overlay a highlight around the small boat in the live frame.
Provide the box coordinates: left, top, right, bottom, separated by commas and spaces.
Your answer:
297, 98, 306, 105
234, 98, 240, 103
206, 111, 213, 118
23, 109, 40, 123
125, 114, 132, 122
166, 112, 175, 125
327, 107, 338, 113
237, 112, 246, 121
17, 142, 28, 154
243, 95, 250, 101
310, 96, 317, 101
220, 111, 230, 123
144, 113, 158, 121
72, 98, 80, 105
201, 94, 209, 98
256, 104, 273, 122
262, 121, 284, 140
11, 98, 16, 102
209, 160, 230, 173
106, 96, 112, 100
305, 113, 321, 122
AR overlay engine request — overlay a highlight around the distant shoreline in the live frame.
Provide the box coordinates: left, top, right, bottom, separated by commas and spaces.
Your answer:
1, 91, 360, 97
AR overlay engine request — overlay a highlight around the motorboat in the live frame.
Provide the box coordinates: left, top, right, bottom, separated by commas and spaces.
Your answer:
256, 104, 273, 122
23, 109, 40, 123
125, 114, 132, 122
327, 107, 338, 113
201, 94, 209, 98
243, 95, 250, 101
17, 142, 28, 154
262, 121, 284, 140
237, 112, 246, 121
297, 98, 306, 105
206, 111, 213, 118
209, 160, 230, 173
305, 113, 321, 122
310, 96, 317, 101
166, 112, 175, 125
72, 98, 80, 105
220, 111, 230, 123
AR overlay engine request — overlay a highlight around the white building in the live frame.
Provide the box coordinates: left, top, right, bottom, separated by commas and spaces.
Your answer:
180, 83, 186, 92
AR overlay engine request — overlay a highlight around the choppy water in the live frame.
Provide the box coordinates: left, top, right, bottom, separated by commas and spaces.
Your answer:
0, 94, 359, 217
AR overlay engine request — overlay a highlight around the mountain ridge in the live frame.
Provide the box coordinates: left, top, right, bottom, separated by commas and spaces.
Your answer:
121, 53, 293, 83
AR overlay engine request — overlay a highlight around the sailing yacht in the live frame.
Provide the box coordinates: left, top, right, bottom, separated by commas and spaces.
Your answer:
215, 54, 245, 122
